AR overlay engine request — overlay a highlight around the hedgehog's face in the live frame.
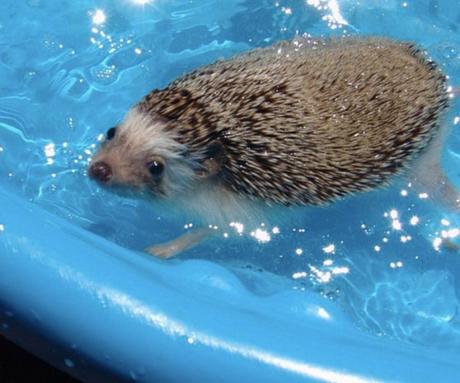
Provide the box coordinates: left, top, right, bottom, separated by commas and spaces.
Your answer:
88, 108, 213, 198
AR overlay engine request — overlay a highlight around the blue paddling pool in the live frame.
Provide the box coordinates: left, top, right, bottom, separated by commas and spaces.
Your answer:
1, 1, 460, 382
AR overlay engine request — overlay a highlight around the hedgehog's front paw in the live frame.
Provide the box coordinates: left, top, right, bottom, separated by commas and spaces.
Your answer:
145, 243, 180, 259
145, 228, 212, 259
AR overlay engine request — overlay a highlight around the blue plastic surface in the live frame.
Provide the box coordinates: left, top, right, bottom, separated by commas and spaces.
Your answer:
2, 0, 460, 382
1, 187, 460, 382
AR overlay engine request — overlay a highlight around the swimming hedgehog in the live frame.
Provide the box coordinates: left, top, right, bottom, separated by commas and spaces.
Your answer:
89, 36, 456, 258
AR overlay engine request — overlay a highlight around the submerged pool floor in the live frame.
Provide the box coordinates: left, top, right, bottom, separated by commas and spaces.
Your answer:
1, 0, 460, 382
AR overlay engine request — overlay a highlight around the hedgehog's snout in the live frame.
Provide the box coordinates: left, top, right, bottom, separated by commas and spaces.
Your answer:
89, 161, 113, 183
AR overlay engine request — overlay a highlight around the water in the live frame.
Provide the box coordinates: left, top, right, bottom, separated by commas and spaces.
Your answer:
1, 0, 460, 354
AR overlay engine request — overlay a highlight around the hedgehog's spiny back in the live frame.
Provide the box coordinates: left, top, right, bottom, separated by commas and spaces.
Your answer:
138, 37, 449, 206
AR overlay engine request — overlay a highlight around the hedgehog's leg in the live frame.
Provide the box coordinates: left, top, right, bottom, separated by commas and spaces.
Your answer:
412, 162, 460, 211
411, 140, 460, 253
411, 125, 460, 212
145, 227, 212, 259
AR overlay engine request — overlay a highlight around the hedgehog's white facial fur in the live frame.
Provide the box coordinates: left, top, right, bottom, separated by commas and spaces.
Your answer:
89, 107, 198, 197
89, 107, 267, 226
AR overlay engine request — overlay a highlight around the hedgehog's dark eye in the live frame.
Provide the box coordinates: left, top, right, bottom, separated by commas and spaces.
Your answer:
147, 160, 164, 179
106, 127, 117, 140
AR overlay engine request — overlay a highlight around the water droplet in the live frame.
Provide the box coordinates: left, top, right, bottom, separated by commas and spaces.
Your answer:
64, 358, 75, 368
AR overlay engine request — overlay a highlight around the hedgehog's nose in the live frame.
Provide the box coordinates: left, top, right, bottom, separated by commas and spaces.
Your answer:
89, 161, 113, 183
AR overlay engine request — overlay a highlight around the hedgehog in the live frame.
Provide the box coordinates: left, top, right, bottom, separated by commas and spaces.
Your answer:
88, 36, 456, 258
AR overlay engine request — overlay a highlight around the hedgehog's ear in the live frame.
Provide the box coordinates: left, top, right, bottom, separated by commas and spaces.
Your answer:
196, 142, 225, 179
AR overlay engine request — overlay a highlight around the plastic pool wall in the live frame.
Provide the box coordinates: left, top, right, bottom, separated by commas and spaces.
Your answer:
2, 0, 460, 382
